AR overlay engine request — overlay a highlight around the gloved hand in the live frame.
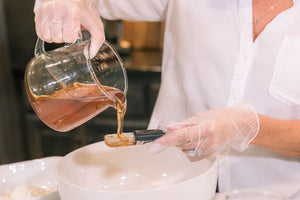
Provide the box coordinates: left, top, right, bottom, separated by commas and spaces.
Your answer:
34, 0, 105, 58
148, 103, 259, 161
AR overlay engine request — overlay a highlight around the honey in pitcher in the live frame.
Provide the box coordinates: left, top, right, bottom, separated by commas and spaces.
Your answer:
27, 82, 126, 132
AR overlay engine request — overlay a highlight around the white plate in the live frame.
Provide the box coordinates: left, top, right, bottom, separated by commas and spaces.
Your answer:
0, 157, 61, 200
213, 189, 288, 200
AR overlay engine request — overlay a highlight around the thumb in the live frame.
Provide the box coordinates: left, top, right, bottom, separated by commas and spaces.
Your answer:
80, 4, 105, 58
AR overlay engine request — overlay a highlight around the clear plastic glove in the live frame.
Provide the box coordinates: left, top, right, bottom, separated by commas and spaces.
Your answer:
34, 0, 105, 57
148, 103, 259, 161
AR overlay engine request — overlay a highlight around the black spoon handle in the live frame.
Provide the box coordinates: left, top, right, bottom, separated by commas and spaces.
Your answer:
134, 129, 165, 142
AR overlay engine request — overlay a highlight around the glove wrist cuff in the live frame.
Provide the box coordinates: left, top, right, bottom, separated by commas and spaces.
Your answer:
230, 102, 260, 152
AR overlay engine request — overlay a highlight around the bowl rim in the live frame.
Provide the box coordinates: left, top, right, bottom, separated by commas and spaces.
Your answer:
56, 142, 218, 193
0, 156, 62, 169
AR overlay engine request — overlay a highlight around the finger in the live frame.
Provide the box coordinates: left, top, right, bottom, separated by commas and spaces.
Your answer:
149, 126, 204, 155
80, 6, 105, 58
147, 142, 167, 154
180, 125, 220, 152
49, 1, 66, 43
154, 127, 194, 147
166, 123, 195, 132
148, 131, 184, 154
34, 8, 43, 39
41, 18, 52, 42
149, 130, 195, 154
50, 21, 64, 43
89, 28, 105, 58
180, 139, 201, 150
62, 15, 80, 43
37, 6, 52, 42
158, 120, 179, 131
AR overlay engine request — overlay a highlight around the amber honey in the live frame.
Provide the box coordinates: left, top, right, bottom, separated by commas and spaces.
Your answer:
28, 82, 126, 133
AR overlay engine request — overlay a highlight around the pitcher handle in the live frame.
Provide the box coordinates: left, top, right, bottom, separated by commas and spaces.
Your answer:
34, 31, 83, 56
34, 37, 45, 56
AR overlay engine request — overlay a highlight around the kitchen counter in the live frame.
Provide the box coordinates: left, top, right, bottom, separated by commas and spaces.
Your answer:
123, 49, 162, 72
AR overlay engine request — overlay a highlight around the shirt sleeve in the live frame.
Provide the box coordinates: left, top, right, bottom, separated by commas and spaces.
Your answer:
91, 0, 169, 21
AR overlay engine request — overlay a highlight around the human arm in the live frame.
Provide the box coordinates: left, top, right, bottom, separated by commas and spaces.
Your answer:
251, 115, 300, 157
149, 103, 300, 161
34, 0, 168, 57
92, 0, 168, 21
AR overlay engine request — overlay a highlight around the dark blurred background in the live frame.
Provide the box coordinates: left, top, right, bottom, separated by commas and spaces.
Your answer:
0, 0, 163, 164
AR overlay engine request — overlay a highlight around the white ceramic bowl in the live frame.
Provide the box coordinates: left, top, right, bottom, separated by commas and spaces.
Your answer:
0, 156, 61, 200
56, 142, 218, 200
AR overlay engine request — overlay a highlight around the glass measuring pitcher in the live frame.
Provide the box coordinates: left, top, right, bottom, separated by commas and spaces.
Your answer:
25, 38, 128, 132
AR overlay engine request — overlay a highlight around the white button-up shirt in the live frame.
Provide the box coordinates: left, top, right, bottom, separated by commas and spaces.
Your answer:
94, 0, 300, 198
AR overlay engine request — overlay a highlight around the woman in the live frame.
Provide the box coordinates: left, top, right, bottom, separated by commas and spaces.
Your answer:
34, 0, 300, 198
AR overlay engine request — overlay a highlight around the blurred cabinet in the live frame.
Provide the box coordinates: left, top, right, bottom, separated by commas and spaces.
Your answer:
0, 0, 27, 164
123, 21, 164, 50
